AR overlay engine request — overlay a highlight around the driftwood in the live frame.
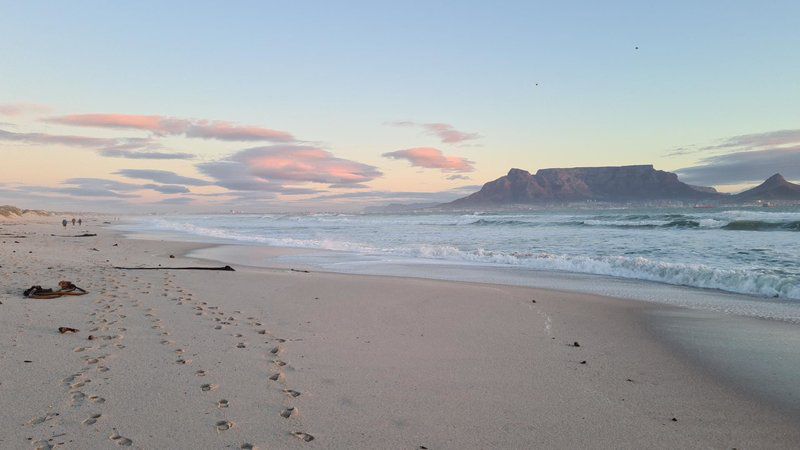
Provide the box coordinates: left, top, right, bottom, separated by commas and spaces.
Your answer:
114, 265, 235, 271
50, 233, 97, 237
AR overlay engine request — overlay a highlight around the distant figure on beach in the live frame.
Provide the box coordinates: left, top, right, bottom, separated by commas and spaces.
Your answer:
62, 219, 67, 228
71, 218, 76, 226
78, 218, 82, 226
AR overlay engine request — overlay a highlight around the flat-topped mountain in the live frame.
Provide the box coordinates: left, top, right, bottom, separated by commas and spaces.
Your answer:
447, 165, 718, 207
734, 174, 800, 201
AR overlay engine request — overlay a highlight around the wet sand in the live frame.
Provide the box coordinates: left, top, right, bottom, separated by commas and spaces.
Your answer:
1, 216, 799, 449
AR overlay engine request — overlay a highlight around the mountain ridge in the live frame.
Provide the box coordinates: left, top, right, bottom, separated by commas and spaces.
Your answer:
443, 166, 800, 208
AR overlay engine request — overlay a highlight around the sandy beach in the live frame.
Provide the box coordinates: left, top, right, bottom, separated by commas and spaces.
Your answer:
2, 216, 800, 449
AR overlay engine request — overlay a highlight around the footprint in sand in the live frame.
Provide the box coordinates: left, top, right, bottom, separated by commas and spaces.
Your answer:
176, 358, 192, 365
269, 347, 281, 355
82, 413, 102, 425
26, 412, 59, 426
268, 373, 283, 382
89, 395, 106, 404
236, 343, 246, 349
292, 432, 315, 442
109, 433, 133, 446
195, 370, 206, 377
240, 444, 258, 450
283, 389, 301, 398
217, 399, 229, 408
201, 383, 218, 392
215, 420, 234, 432
280, 407, 296, 418
32, 440, 53, 450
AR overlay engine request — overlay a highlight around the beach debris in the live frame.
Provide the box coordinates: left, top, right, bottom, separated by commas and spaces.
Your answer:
580, 360, 587, 364
24, 281, 87, 299
290, 268, 310, 273
169, 254, 175, 258
531, 299, 536, 303
114, 265, 235, 271
58, 327, 79, 334
50, 233, 97, 237
88, 335, 96, 340
569, 341, 580, 347
113, 243, 118, 246
671, 417, 678, 422
24, 360, 32, 363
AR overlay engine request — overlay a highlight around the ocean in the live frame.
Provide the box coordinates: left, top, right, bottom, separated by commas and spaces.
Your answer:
120, 206, 800, 319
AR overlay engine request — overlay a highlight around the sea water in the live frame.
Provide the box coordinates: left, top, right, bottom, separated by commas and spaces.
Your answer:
120, 207, 800, 319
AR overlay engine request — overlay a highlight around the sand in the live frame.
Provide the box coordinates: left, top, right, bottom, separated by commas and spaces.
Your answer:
1, 216, 799, 449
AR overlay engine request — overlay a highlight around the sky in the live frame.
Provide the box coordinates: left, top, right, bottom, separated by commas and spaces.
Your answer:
1, 1, 799, 212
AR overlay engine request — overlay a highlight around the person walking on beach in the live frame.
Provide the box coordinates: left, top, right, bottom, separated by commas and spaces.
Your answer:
62, 219, 68, 228
71, 218, 76, 226
78, 218, 82, 226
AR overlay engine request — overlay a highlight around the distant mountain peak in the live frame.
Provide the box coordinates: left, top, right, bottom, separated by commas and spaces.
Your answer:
507, 168, 532, 177
735, 173, 800, 201
764, 173, 787, 184
446, 165, 716, 207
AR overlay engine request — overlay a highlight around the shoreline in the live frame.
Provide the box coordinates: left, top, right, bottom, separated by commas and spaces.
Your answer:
2, 216, 800, 448
114, 217, 800, 324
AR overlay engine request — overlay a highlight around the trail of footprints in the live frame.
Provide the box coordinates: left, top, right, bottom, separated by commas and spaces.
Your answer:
158, 272, 315, 444
24, 261, 313, 448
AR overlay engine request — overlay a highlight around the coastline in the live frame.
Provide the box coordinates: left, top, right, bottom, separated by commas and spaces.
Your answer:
2, 216, 800, 448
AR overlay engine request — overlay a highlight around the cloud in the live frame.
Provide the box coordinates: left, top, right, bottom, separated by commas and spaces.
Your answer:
447, 174, 471, 180
198, 145, 382, 194
382, 147, 475, 173
666, 129, 800, 157
46, 113, 294, 142
156, 197, 195, 205
146, 184, 190, 194
388, 121, 481, 144
0, 128, 119, 148
115, 169, 211, 186
707, 129, 800, 151
100, 148, 195, 159
0, 128, 194, 159
0, 103, 51, 116
676, 146, 800, 185
56, 178, 191, 197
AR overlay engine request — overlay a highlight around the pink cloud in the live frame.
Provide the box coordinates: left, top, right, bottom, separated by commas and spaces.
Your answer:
45, 113, 294, 142
0, 103, 51, 116
382, 147, 475, 173
388, 121, 481, 144
198, 145, 382, 192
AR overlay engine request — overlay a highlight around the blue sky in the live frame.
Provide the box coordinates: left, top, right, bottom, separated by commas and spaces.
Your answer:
1, 1, 799, 211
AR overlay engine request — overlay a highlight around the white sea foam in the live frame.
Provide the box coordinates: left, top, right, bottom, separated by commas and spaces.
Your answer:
126, 208, 800, 302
